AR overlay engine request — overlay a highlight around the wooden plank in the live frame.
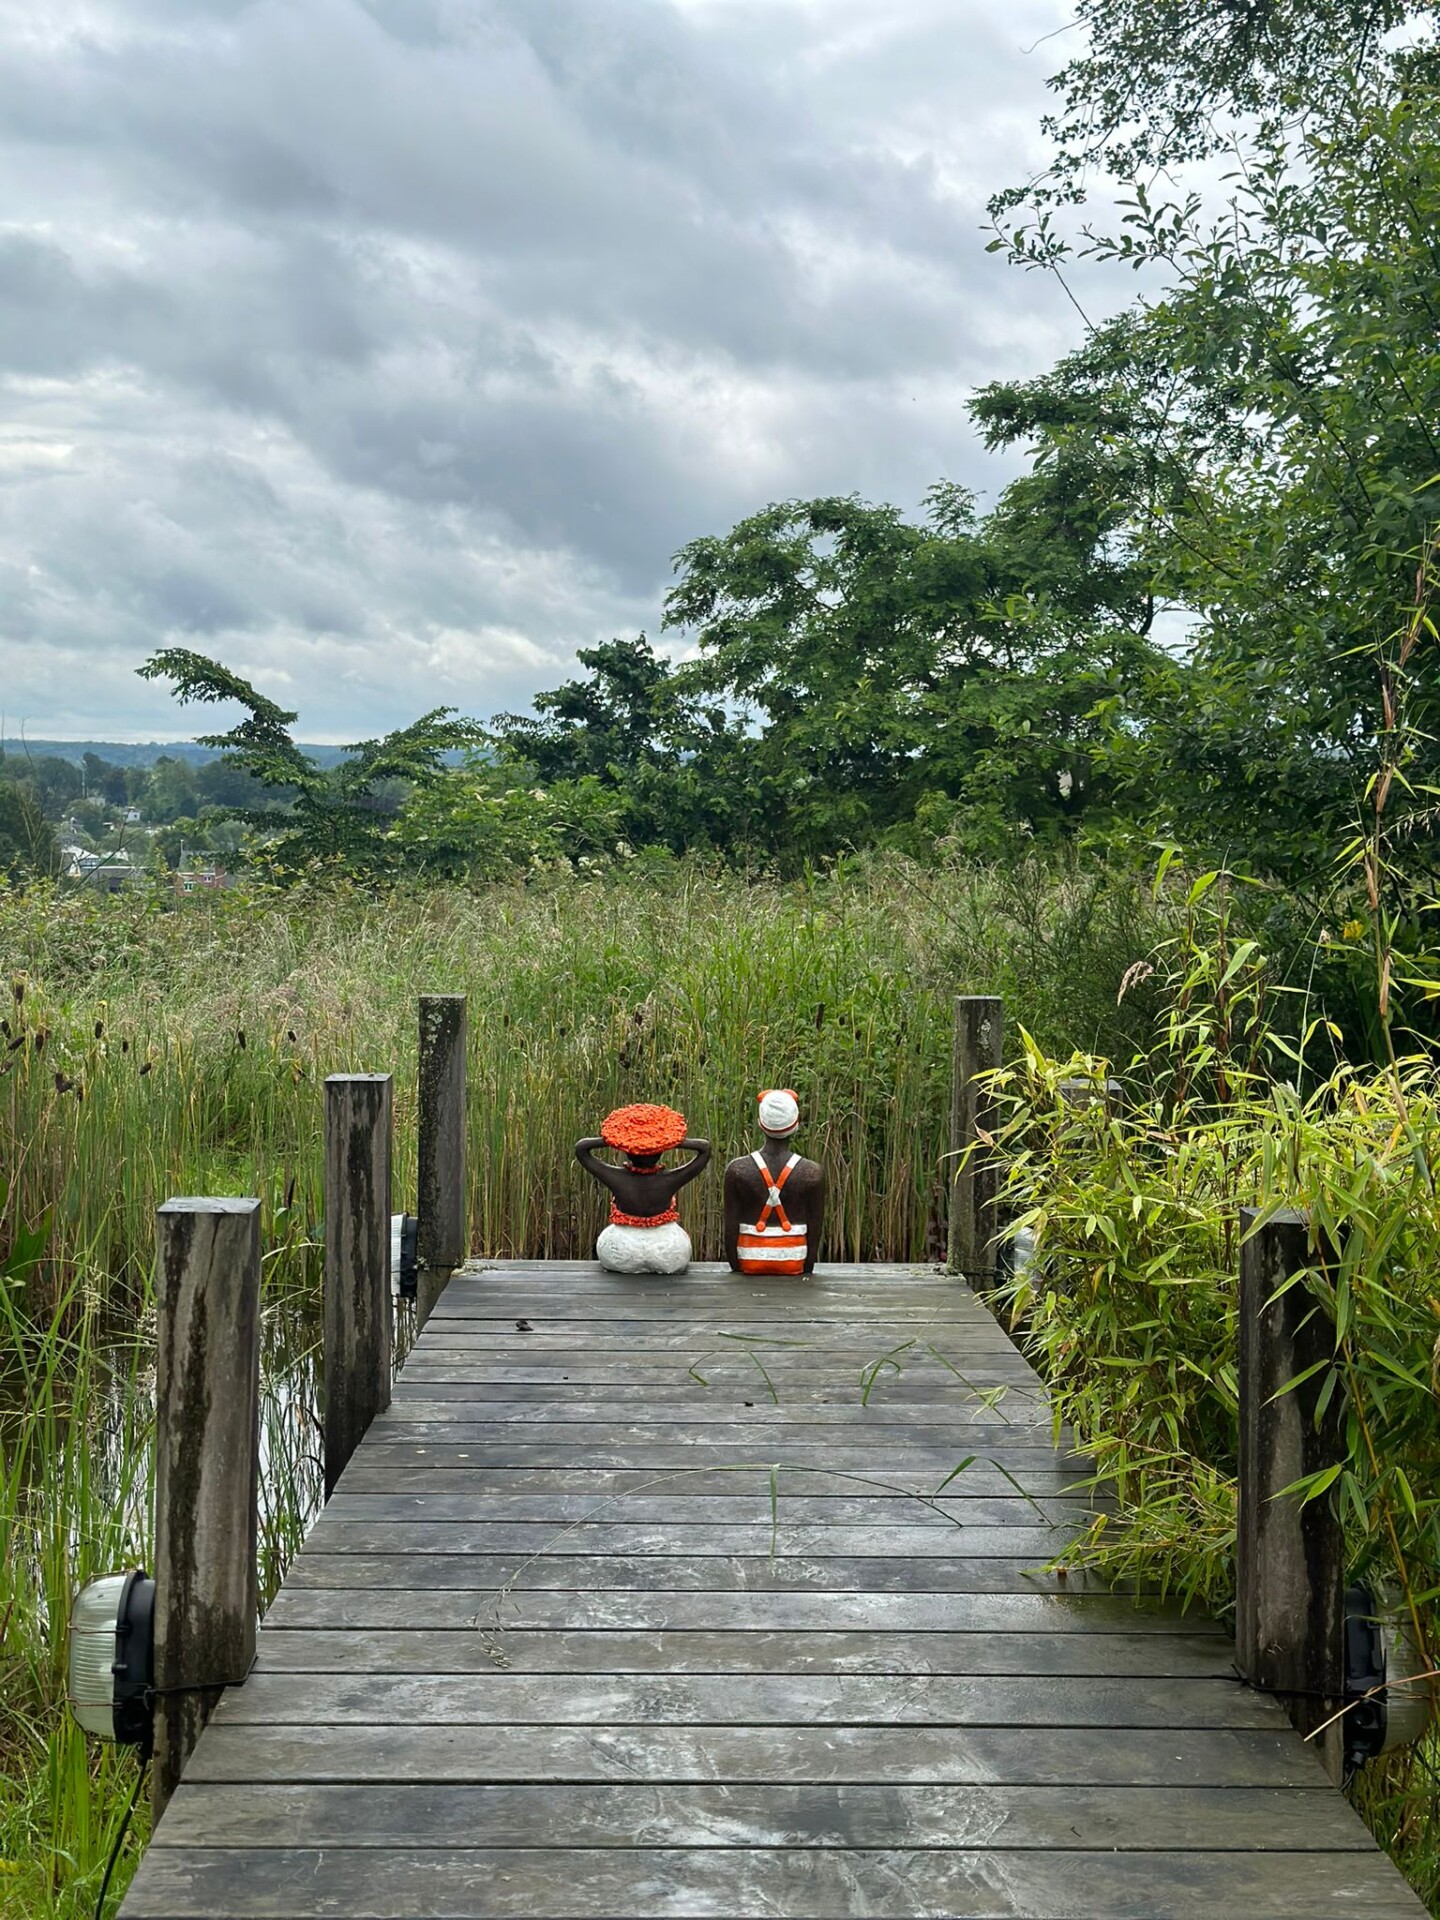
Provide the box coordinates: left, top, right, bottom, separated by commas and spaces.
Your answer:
281, 1552, 1110, 1592
297, 1519, 1073, 1558
394, 1362, 1041, 1383
260, 1589, 1222, 1634
119, 1843, 1427, 1918
181, 1720, 1325, 1789
315, 1492, 1091, 1526
345, 1442, 1091, 1473
154, 1781, 1359, 1852
207, 1670, 1286, 1728
366, 1420, 1068, 1447
337, 1460, 1100, 1495
250, 1627, 1237, 1678
374, 1411, 1060, 1438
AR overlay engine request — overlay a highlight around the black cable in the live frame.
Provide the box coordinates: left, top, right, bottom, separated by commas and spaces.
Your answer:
94, 1752, 148, 1920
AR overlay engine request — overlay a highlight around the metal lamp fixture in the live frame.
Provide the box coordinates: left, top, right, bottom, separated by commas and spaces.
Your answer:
68, 1568, 156, 1751
390, 1211, 419, 1300
1343, 1583, 1435, 1773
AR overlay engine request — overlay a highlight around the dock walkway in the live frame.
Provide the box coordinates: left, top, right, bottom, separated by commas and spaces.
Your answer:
121, 1261, 1427, 1917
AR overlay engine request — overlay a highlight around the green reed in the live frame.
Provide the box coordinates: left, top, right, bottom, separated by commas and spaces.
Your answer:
0, 854, 1180, 1916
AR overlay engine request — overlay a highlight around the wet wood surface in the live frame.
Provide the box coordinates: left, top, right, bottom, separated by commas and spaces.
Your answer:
120, 1260, 1426, 1917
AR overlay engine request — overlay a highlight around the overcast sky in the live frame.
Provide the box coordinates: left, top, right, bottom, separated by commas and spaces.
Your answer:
1, 0, 1091, 742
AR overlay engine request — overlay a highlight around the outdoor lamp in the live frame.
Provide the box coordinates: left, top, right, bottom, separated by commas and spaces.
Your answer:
391, 1211, 419, 1300
68, 1568, 156, 1750
1343, 1583, 1435, 1772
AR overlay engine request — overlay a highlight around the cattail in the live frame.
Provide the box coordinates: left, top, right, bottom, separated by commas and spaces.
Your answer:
0, 1019, 8, 1037
33, 1029, 45, 1055
94, 1020, 104, 1040
5, 1035, 22, 1053
11, 978, 22, 1005
237, 1029, 247, 1050
815, 1002, 826, 1030
54, 1073, 73, 1093
139, 1061, 152, 1077
287, 1029, 297, 1043
120, 1038, 130, 1054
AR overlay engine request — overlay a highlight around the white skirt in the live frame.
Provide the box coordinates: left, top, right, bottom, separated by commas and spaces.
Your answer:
596, 1221, 692, 1275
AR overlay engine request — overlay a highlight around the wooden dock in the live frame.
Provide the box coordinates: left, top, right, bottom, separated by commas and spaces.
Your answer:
120, 1260, 1427, 1917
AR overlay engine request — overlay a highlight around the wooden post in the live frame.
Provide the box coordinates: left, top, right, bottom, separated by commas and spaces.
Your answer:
152, 1197, 261, 1818
1236, 1205, 1346, 1781
947, 995, 1003, 1284
324, 1073, 393, 1499
417, 994, 467, 1326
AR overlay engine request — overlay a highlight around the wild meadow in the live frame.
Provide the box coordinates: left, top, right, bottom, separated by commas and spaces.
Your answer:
0, 853, 1173, 1917
2, 853, 1438, 1914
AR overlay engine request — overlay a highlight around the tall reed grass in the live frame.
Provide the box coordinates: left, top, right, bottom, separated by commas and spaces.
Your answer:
0, 853, 1227, 1916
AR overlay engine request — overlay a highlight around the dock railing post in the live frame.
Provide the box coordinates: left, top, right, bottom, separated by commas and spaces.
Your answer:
152, 1196, 262, 1818
324, 1073, 394, 1499
947, 995, 1003, 1286
1236, 1205, 1346, 1782
417, 992, 468, 1326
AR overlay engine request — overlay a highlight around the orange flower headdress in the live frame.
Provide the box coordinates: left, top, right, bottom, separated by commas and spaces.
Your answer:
601, 1102, 687, 1156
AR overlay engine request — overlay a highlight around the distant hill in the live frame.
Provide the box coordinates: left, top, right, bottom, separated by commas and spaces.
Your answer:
2, 739, 355, 769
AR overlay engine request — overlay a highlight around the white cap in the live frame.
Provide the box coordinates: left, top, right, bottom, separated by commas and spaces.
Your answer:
757, 1088, 800, 1136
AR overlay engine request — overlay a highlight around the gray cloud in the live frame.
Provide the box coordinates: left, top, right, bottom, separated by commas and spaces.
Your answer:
0, 0, 1086, 740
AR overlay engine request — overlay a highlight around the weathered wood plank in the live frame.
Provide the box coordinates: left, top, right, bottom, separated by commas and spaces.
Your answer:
208, 1670, 1285, 1728
280, 1551, 1110, 1592
181, 1720, 1325, 1789
297, 1519, 1074, 1558
251, 1626, 1236, 1678
337, 1459, 1100, 1495
345, 1442, 1090, 1474
154, 1781, 1357, 1852
366, 1419, 1068, 1447
316, 1492, 1091, 1526
119, 1843, 1426, 1918
260, 1588, 1221, 1634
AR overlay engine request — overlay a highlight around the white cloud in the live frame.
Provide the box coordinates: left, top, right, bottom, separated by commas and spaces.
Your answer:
0, 0, 1089, 739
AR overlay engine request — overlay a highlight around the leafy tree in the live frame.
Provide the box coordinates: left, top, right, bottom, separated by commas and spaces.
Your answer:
491, 636, 761, 855
979, 21, 1440, 895
0, 781, 60, 883
391, 762, 628, 880
82, 751, 129, 807
143, 755, 200, 824
662, 486, 1161, 863
138, 650, 482, 880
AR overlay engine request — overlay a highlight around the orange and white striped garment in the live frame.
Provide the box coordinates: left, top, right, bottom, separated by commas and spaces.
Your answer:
736, 1150, 807, 1275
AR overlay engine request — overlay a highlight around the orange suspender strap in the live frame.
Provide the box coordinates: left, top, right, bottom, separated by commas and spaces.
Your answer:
750, 1150, 799, 1233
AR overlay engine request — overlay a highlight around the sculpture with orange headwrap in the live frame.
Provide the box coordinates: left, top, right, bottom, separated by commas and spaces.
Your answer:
575, 1104, 711, 1273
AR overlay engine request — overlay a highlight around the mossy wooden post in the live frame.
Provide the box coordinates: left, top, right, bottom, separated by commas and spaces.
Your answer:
947, 995, 1002, 1286
417, 993, 467, 1326
324, 1073, 393, 1499
152, 1197, 261, 1818
1237, 1205, 1346, 1782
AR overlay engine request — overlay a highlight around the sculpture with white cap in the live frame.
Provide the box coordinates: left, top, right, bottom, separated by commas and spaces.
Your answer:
724, 1088, 825, 1276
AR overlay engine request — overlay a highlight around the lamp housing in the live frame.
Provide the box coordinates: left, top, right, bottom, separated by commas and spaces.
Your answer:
1343, 1583, 1435, 1773
68, 1567, 156, 1749
391, 1211, 418, 1300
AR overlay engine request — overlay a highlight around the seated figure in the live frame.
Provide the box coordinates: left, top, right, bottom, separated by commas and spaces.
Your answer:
576, 1103, 711, 1274
724, 1088, 824, 1276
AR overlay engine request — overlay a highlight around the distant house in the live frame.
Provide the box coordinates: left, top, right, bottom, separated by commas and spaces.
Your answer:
63, 848, 137, 893
124, 806, 142, 824
174, 864, 230, 897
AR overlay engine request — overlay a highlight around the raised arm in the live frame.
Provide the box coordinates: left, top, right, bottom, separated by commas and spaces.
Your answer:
574, 1138, 624, 1198
668, 1139, 712, 1192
